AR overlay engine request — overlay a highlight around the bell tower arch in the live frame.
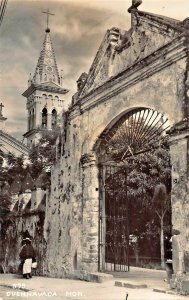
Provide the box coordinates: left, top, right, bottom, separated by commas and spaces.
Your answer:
22, 17, 69, 148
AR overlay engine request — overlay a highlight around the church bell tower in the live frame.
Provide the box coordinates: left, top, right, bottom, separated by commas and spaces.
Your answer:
23, 10, 68, 148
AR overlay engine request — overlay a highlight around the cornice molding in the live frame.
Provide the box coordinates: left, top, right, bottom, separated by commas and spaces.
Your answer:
77, 35, 186, 113
136, 11, 183, 34
0, 130, 29, 155
23, 128, 38, 138
68, 105, 81, 121
23, 83, 69, 98
79, 31, 109, 98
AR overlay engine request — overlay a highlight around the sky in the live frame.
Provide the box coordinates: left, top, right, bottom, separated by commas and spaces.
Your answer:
0, 0, 189, 141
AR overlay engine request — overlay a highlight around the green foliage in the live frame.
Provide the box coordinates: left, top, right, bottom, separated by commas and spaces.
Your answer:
2, 152, 25, 185
28, 131, 59, 179
0, 191, 12, 218
0, 131, 58, 218
126, 141, 171, 237
0, 131, 59, 187
103, 136, 172, 262
126, 142, 171, 201
152, 183, 170, 214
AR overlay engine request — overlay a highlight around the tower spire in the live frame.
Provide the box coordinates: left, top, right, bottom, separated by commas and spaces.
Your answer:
42, 8, 54, 32
22, 10, 69, 148
32, 27, 61, 85
31, 9, 62, 85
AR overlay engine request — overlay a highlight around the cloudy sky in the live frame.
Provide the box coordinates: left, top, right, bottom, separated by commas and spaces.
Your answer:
0, 0, 189, 141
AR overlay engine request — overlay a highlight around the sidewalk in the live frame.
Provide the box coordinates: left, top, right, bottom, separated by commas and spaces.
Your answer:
110, 266, 169, 290
0, 269, 187, 300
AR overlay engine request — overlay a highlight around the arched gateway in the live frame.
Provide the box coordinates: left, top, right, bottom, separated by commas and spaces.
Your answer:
96, 108, 171, 271
47, 2, 189, 294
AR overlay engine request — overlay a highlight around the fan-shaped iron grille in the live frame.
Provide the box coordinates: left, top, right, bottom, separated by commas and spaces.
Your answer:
102, 108, 170, 160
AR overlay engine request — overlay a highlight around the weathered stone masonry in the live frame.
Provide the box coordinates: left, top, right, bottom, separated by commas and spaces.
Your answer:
45, 5, 189, 293
0, 183, 48, 275
2, 3, 189, 295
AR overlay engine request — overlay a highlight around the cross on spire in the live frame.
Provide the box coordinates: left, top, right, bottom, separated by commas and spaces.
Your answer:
0, 103, 4, 117
128, 0, 142, 13
42, 9, 54, 32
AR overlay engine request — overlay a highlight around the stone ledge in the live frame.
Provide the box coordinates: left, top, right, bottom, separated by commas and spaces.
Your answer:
115, 281, 147, 289
153, 288, 177, 295
171, 274, 189, 295
181, 277, 189, 295
153, 288, 166, 293
69, 270, 113, 283
115, 281, 123, 287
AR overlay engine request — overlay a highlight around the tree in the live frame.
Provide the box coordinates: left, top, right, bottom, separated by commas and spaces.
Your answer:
100, 124, 172, 267
28, 130, 59, 179
0, 131, 59, 222
152, 183, 170, 268
0, 191, 12, 219
126, 143, 171, 266
2, 152, 25, 185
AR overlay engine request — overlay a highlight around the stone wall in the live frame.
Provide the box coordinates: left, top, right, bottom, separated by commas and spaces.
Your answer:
46, 51, 187, 277
0, 212, 46, 274
0, 188, 48, 275
169, 131, 189, 294
45, 121, 84, 277
2, 7, 189, 295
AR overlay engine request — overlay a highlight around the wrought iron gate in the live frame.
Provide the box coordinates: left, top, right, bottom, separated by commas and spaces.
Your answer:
99, 164, 129, 272
97, 108, 171, 272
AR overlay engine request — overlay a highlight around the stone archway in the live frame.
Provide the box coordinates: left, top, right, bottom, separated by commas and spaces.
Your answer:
95, 107, 172, 272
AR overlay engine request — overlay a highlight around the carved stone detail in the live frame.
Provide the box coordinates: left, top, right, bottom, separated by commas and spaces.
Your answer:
108, 28, 131, 52
80, 153, 96, 166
